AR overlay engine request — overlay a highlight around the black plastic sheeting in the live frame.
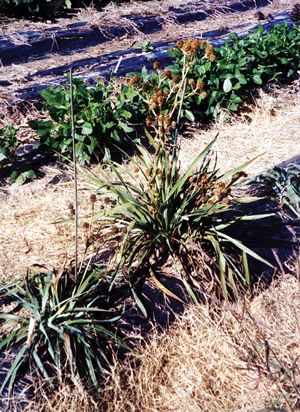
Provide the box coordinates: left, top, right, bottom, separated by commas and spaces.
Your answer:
0, 0, 273, 67
2, 9, 296, 103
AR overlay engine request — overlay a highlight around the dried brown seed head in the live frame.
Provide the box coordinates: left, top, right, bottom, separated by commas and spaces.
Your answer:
200, 91, 207, 99
142, 82, 151, 92
176, 40, 184, 48
172, 76, 180, 84
208, 54, 216, 62
205, 44, 214, 56
200, 40, 207, 47
104, 196, 110, 204
153, 61, 160, 69
90, 194, 97, 203
132, 75, 140, 84
111, 226, 119, 234
83, 222, 89, 229
164, 69, 172, 79
157, 96, 165, 105
196, 81, 204, 90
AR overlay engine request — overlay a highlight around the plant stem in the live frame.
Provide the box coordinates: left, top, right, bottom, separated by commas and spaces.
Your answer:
70, 68, 78, 283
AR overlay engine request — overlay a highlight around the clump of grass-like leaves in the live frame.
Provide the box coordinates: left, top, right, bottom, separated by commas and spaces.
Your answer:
0, 266, 129, 406
82, 131, 272, 306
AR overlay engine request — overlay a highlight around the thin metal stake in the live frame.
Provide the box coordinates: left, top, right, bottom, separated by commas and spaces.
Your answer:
171, 77, 187, 163
70, 68, 78, 283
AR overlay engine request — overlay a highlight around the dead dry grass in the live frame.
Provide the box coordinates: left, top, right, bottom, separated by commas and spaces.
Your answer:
179, 83, 300, 176
30, 271, 300, 412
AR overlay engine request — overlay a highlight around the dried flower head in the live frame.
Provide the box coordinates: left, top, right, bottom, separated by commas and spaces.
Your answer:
171, 121, 177, 127
157, 96, 165, 105
90, 194, 97, 203
172, 76, 180, 84
111, 226, 119, 234
68, 203, 74, 210
111, 200, 117, 206
132, 75, 140, 84
145, 169, 151, 177
153, 61, 160, 69
149, 102, 157, 110
142, 82, 151, 92
190, 39, 199, 50
83, 222, 89, 229
208, 54, 216, 62
200, 91, 207, 99
205, 44, 214, 56
188, 78, 195, 86
196, 81, 204, 90
146, 116, 153, 127
163, 116, 171, 126
200, 39, 207, 47
157, 114, 164, 121
182, 42, 191, 52
163, 90, 168, 97
176, 40, 184, 49
164, 69, 172, 79
222, 198, 231, 205
153, 86, 159, 93
133, 166, 139, 173
104, 196, 110, 204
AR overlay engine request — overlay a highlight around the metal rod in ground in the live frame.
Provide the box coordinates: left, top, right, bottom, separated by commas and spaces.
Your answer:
171, 77, 187, 163
70, 68, 78, 283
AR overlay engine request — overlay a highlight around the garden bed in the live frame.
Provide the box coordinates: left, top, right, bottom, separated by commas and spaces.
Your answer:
1, 1, 300, 411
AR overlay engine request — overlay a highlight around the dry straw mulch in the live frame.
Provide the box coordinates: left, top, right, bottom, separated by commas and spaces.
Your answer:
33, 272, 300, 412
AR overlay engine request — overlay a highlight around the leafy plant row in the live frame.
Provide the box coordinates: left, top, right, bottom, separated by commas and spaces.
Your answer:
29, 22, 300, 164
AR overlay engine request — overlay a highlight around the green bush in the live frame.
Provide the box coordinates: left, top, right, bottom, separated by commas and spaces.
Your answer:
3, 0, 71, 15
126, 22, 300, 119
28, 76, 134, 164
0, 123, 19, 165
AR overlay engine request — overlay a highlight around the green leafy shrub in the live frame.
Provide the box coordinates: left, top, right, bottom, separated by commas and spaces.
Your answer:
125, 23, 300, 120
0, 124, 19, 165
28, 76, 134, 164
3, 0, 72, 15
0, 267, 128, 403
168, 22, 300, 117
